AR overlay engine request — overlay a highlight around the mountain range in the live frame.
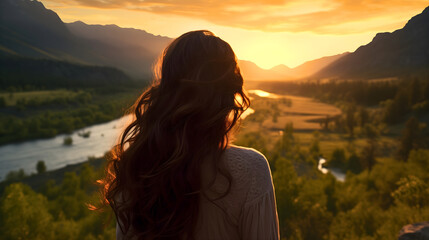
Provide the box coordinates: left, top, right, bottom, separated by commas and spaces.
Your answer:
314, 6, 429, 80
239, 52, 349, 80
0, 0, 428, 81
0, 0, 167, 79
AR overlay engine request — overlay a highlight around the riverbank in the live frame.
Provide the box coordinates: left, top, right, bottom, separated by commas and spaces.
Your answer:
0, 115, 130, 180
0, 86, 143, 146
0, 156, 105, 193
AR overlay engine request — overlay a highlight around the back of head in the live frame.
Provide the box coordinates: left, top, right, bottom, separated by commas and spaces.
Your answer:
102, 30, 250, 239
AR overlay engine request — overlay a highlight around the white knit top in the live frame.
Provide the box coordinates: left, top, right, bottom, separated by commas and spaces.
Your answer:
117, 145, 280, 240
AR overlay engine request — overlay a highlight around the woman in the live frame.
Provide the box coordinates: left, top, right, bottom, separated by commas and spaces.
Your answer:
101, 30, 279, 240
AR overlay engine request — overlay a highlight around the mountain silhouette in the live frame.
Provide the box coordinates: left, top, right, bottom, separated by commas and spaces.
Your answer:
315, 6, 429, 80
2, 0, 427, 81
0, 0, 168, 79
239, 60, 292, 80
66, 21, 172, 78
290, 52, 349, 78
67, 21, 171, 58
0, 55, 133, 89
239, 53, 349, 81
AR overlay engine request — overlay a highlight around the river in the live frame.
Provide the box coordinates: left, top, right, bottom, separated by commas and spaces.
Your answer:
0, 116, 131, 180
0, 89, 344, 181
318, 158, 345, 182
0, 107, 255, 180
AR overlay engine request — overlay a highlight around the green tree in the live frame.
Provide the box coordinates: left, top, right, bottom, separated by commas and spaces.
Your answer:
392, 175, 429, 209
397, 117, 421, 161
329, 148, 346, 169
347, 153, 362, 174
360, 124, 379, 172
5, 168, 27, 181
345, 104, 356, 137
0, 97, 6, 107
383, 90, 410, 124
273, 156, 299, 238
357, 107, 369, 128
0, 183, 54, 240
36, 160, 47, 174
309, 131, 320, 160
409, 79, 422, 105
280, 123, 294, 154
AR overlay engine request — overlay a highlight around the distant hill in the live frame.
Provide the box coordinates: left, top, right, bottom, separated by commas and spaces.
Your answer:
239, 60, 292, 80
4, 0, 425, 82
0, 56, 133, 89
0, 0, 81, 60
289, 53, 349, 78
65, 21, 172, 78
66, 21, 171, 58
238, 53, 349, 81
315, 6, 429, 80
0, 0, 168, 79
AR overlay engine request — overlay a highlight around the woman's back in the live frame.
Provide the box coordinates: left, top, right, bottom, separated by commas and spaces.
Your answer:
196, 145, 279, 240
103, 30, 280, 239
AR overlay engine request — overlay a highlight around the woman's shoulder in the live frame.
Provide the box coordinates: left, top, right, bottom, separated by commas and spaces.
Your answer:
224, 145, 269, 168
223, 145, 272, 185
223, 145, 274, 204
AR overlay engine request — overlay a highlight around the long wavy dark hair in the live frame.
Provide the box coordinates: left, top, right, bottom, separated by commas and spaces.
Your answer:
100, 30, 250, 239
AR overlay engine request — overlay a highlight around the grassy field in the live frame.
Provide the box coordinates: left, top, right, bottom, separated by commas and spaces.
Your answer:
244, 90, 341, 131
0, 89, 80, 106
236, 88, 397, 160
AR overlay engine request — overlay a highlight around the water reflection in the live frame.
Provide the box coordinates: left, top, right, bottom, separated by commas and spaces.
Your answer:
248, 89, 280, 98
318, 157, 345, 182
241, 107, 255, 119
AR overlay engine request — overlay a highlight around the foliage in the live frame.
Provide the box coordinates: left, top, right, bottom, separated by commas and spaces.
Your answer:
0, 164, 115, 240
397, 117, 426, 161
63, 136, 73, 146
1, 77, 429, 239
0, 87, 142, 145
37, 160, 47, 174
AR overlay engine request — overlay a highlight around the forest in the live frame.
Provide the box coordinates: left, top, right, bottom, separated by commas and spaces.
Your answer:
1, 77, 429, 240
0, 56, 145, 145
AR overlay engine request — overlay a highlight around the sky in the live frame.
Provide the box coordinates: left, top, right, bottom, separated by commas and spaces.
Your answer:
42, 0, 428, 69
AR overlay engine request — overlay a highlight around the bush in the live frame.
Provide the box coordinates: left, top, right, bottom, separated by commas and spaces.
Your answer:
63, 136, 73, 146
36, 160, 47, 174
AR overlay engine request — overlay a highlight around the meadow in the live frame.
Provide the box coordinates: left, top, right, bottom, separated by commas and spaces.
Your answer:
239, 89, 396, 159
0, 89, 79, 106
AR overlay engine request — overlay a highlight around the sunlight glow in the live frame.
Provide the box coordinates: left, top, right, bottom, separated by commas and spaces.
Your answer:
42, 0, 427, 69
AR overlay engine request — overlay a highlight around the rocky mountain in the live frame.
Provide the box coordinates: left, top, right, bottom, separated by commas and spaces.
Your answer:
315, 6, 429, 80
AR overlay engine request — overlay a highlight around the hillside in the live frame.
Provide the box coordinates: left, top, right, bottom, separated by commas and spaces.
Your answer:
315, 6, 429, 80
66, 21, 171, 57
0, 56, 133, 89
290, 52, 349, 78
0, 0, 166, 79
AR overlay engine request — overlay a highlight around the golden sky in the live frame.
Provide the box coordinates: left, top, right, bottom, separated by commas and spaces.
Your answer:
43, 0, 428, 69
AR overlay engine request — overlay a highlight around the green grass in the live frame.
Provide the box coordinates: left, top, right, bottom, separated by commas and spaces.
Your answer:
0, 89, 80, 106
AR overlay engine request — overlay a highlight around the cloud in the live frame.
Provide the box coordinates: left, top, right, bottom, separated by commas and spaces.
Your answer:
45, 0, 428, 33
